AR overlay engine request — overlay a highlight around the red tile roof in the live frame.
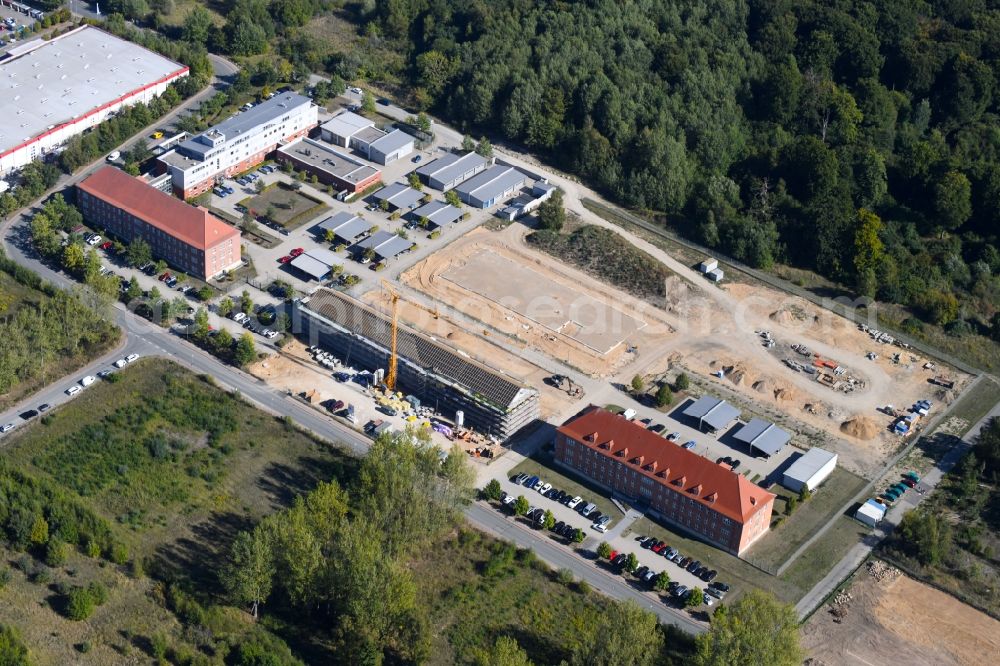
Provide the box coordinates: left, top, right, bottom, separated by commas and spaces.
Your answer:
77, 167, 238, 251
558, 407, 774, 524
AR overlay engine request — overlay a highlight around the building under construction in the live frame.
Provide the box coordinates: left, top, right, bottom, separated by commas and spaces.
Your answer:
291, 289, 540, 440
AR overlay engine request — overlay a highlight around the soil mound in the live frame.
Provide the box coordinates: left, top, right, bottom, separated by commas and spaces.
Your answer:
841, 415, 879, 440
773, 386, 797, 402
769, 308, 797, 324
753, 379, 769, 393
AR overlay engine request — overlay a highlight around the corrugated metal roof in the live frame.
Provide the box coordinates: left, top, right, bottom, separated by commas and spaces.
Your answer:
455, 165, 526, 204
415, 151, 486, 184
734, 418, 791, 456
683, 396, 741, 431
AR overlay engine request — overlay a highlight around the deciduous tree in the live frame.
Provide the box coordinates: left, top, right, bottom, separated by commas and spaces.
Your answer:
695, 589, 803, 666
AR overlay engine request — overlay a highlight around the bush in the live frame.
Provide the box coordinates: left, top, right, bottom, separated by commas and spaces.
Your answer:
46, 539, 69, 567
65, 587, 96, 620
109, 543, 129, 565
0, 568, 11, 589
631, 375, 644, 392
597, 541, 612, 559
482, 479, 503, 501
556, 568, 575, 585
675, 373, 690, 391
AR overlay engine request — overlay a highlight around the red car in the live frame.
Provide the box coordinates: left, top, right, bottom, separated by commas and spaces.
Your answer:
607, 550, 618, 561
289, 247, 305, 257
278, 255, 292, 264
651, 542, 666, 554
158, 272, 171, 281
99, 241, 113, 250
902, 478, 917, 488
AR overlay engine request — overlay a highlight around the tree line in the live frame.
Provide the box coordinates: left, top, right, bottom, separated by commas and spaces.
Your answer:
346, 0, 1000, 356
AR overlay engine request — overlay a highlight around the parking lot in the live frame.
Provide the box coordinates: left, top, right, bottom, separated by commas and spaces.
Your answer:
0, 3, 46, 52
491, 470, 726, 605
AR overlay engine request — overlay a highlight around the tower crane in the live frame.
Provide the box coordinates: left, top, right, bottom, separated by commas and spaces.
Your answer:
380, 280, 399, 391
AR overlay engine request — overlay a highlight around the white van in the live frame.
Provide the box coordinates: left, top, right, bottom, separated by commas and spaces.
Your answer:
107, 151, 120, 162
622, 408, 637, 420
80, 375, 96, 387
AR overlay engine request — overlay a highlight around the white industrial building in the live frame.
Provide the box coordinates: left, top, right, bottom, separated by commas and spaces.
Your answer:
782, 447, 838, 492
319, 111, 414, 164
855, 499, 886, 527
320, 111, 373, 147
0, 25, 188, 175
415, 151, 488, 190
159, 93, 318, 198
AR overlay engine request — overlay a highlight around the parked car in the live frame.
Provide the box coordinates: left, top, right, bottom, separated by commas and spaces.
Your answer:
730, 459, 742, 471
567, 496, 582, 509
667, 432, 680, 441
37, 404, 51, 413
710, 581, 730, 593
682, 441, 697, 450
19, 410, 38, 420
702, 569, 718, 583
538, 482, 552, 495
412, 155, 422, 163
673, 585, 689, 598
65, 385, 81, 396
634, 566, 649, 579
0, 424, 14, 433
553, 520, 565, 533
579, 502, 597, 517
125, 354, 139, 363
523, 475, 539, 488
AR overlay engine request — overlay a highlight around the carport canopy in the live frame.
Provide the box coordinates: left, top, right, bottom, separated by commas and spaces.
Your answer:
734, 417, 791, 457
683, 396, 740, 431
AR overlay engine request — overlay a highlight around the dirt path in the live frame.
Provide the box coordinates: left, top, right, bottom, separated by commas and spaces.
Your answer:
803, 566, 1000, 666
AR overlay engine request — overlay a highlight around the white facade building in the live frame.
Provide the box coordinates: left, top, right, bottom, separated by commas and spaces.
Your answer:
159, 93, 318, 198
0, 26, 188, 176
782, 447, 838, 492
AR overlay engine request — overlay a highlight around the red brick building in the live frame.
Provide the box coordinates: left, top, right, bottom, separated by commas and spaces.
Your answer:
555, 407, 774, 555
77, 167, 241, 280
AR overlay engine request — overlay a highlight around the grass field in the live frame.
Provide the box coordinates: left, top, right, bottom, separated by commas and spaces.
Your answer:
243, 183, 328, 230
0, 359, 358, 663
944, 376, 1000, 432
748, 467, 869, 571
779, 515, 869, 594
0, 267, 120, 411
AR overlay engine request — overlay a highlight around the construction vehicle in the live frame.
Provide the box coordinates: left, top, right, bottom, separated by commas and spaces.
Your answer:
380, 280, 399, 391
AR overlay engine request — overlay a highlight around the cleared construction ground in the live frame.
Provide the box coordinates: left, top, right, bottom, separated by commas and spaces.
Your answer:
397, 222, 972, 476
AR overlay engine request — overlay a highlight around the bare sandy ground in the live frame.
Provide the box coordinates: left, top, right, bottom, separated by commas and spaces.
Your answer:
803, 567, 1000, 666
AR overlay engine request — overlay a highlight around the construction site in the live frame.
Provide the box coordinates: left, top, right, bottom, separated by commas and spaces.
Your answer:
390, 220, 972, 476
290, 287, 541, 440
802, 561, 1000, 666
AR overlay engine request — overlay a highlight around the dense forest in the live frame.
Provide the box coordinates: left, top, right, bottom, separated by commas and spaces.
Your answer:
310, 0, 1000, 357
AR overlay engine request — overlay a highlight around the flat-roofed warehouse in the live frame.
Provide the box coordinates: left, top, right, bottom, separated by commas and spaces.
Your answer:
292, 289, 540, 439
454, 165, 528, 208
275, 138, 382, 193
415, 151, 487, 190
782, 447, 838, 492
0, 25, 189, 175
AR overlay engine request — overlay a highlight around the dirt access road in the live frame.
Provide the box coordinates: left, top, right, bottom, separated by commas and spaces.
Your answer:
802, 563, 1000, 666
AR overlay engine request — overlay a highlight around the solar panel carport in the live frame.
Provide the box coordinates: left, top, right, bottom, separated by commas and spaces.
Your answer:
354, 230, 413, 260
317, 212, 373, 243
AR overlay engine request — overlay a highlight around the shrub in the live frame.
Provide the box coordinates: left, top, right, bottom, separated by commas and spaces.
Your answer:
556, 568, 574, 585
65, 587, 95, 620
675, 373, 690, 391
109, 543, 129, 565
482, 479, 503, 501
0, 568, 11, 589
46, 539, 69, 567
597, 541, 612, 559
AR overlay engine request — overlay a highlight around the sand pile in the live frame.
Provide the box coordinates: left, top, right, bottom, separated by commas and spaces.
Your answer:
769, 308, 798, 324
773, 386, 798, 402
753, 379, 770, 394
724, 363, 752, 386
841, 415, 879, 440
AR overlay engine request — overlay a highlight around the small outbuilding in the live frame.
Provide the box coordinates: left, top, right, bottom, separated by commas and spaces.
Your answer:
855, 499, 886, 527
782, 447, 838, 492
699, 258, 718, 273
707, 268, 724, 282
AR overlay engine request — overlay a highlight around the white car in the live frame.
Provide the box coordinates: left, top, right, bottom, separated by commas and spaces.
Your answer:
125, 353, 139, 363
65, 385, 81, 396
114, 359, 127, 368
80, 375, 96, 387
538, 482, 552, 495
350, 87, 362, 94
86, 235, 102, 246
1, 423, 15, 433
591, 523, 608, 533
566, 496, 582, 509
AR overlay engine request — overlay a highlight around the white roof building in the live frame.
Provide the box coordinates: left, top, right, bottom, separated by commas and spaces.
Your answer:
855, 499, 886, 527
783, 447, 838, 492
320, 111, 374, 147
0, 26, 188, 175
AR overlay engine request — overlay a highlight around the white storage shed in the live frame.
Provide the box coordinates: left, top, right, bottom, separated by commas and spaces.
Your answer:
855, 499, 886, 527
783, 447, 838, 492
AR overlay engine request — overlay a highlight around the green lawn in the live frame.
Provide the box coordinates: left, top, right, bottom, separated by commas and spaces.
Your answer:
944, 376, 1000, 433
746, 467, 869, 571
509, 451, 621, 520
779, 515, 869, 596
243, 183, 329, 230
